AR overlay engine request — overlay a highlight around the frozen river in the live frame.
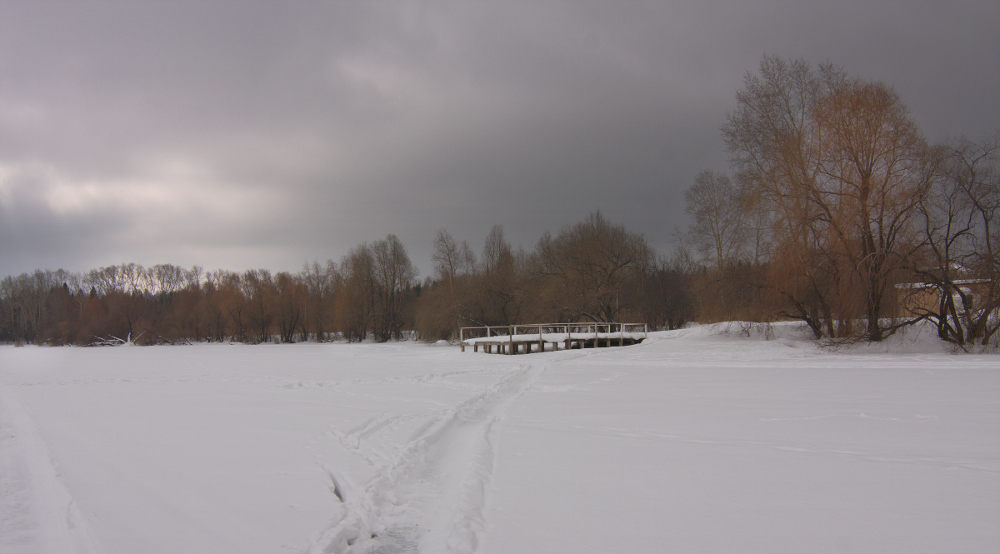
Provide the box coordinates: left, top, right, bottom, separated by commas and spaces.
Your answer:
1, 323, 997, 553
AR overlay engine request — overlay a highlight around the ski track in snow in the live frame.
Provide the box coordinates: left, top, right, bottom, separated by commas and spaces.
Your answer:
0, 385, 101, 554
308, 362, 544, 554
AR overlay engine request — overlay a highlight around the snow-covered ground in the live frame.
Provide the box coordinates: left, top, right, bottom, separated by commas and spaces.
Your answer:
1, 323, 997, 554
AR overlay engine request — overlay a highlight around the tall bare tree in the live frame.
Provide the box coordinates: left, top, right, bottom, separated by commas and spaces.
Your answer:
913, 134, 999, 347
808, 80, 936, 340
244, 269, 277, 344
724, 55, 933, 340
275, 271, 306, 343
300, 260, 337, 341
723, 56, 845, 336
370, 234, 417, 341
415, 229, 478, 340
475, 225, 524, 326
684, 170, 749, 270
431, 228, 475, 293
336, 244, 376, 342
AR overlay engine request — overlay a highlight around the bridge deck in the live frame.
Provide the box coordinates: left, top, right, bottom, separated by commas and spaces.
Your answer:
459, 323, 647, 354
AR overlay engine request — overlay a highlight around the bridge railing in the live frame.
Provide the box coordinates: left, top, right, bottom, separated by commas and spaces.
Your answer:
459, 322, 647, 343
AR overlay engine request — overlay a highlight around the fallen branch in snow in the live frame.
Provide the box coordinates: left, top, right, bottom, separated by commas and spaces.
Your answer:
89, 331, 144, 346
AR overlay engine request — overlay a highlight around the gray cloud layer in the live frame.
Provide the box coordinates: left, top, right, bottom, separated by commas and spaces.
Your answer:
1, 1, 998, 278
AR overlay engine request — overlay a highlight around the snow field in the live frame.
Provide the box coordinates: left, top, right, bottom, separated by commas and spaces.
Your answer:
1, 323, 997, 553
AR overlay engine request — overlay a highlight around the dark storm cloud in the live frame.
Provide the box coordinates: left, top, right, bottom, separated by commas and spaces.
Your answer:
1, 1, 998, 278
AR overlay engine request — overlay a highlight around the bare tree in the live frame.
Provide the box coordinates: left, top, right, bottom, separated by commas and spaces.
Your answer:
335, 235, 417, 342
336, 245, 375, 342
724, 55, 933, 340
684, 170, 749, 270
243, 269, 277, 344
275, 271, 306, 343
913, 133, 999, 347
809, 80, 937, 340
300, 260, 337, 341
371, 234, 418, 341
723, 56, 845, 336
641, 256, 694, 330
534, 212, 653, 322
431, 228, 475, 292
416, 229, 478, 340
475, 225, 525, 326
213, 270, 250, 343
151, 264, 186, 295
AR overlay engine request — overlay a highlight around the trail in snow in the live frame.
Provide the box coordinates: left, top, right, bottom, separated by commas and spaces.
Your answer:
0, 385, 101, 554
309, 362, 543, 554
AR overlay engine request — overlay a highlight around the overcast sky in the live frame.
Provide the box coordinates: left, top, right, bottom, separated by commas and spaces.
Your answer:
1, 1, 998, 279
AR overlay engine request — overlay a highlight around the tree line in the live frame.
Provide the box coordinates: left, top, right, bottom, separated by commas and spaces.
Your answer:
0, 213, 692, 346
1, 56, 996, 348
0, 234, 416, 346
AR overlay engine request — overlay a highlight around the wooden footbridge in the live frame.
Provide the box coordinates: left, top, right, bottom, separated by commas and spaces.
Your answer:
460, 322, 647, 354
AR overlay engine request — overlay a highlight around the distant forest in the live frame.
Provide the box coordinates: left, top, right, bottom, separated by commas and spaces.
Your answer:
2, 56, 997, 349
